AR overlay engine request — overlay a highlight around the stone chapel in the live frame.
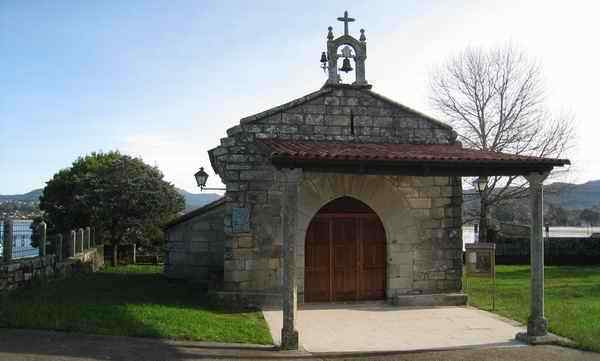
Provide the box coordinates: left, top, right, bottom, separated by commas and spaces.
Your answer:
165, 11, 569, 350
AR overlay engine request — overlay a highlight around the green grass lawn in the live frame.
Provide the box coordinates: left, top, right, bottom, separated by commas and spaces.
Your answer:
0, 265, 272, 345
465, 265, 600, 352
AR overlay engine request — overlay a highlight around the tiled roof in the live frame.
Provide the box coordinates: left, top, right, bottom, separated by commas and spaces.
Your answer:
258, 139, 570, 166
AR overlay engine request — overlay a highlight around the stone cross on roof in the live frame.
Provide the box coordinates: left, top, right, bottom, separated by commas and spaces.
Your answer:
337, 11, 355, 36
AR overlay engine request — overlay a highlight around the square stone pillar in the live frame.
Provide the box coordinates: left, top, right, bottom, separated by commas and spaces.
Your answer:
280, 168, 302, 350
517, 171, 550, 343
77, 228, 84, 253
56, 234, 63, 261
38, 221, 47, 257
69, 230, 76, 257
2, 219, 13, 262
84, 227, 91, 250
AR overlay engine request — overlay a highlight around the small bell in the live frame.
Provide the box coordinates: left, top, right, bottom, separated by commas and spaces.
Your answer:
340, 57, 353, 73
320, 52, 328, 72
320, 52, 328, 64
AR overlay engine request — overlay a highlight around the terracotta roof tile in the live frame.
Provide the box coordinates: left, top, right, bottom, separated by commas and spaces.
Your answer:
258, 139, 570, 166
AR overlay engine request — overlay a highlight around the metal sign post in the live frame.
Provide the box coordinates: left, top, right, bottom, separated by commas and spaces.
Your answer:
465, 243, 496, 310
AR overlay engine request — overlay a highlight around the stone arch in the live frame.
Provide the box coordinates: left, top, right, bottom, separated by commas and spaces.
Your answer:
303, 195, 386, 302
295, 172, 437, 300
326, 34, 368, 85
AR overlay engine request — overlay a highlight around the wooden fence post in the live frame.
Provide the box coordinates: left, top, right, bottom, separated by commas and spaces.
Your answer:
2, 219, 13, 262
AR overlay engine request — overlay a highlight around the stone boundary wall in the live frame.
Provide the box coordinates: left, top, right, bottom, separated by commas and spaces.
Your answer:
0, 245, 104, 292
495, 237, 600, 265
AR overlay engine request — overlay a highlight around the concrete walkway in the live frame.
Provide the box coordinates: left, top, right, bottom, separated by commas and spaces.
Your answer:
262, 303, 525, 352
1, 328, 599, 361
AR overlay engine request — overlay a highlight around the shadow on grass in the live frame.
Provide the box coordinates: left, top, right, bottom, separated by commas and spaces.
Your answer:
0, 266, 272, 347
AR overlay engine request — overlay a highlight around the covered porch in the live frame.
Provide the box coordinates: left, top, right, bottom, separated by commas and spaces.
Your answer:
263, 303, 524, 353
259, 140, 570, 350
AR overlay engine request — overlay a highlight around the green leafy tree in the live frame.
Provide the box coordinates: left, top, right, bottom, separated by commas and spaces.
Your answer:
546, 204, 570, 226
39, 151, 185, 265
580, 209, 600, 227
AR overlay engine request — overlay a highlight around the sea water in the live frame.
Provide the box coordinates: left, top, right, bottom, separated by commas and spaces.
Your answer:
0, 220, 39, 259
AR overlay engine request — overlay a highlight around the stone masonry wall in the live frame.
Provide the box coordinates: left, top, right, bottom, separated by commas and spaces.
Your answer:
165, 204, 226, 288
208, 85, 460, 297
0, 245, 104, 292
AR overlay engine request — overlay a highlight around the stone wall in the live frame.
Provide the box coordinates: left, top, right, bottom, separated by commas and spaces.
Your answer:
207, 85, 462, 302
0, 245, 104, 292
165, 201, 226, 288
496, 236, 600, 265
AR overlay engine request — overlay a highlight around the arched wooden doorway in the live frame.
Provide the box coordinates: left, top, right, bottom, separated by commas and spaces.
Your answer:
304, 197, 386, 302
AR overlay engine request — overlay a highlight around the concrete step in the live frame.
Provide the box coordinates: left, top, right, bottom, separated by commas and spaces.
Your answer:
391, 292, 468, 307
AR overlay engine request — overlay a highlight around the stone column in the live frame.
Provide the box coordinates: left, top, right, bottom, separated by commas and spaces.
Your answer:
518, 171, 550, 341
3, 219, 13, 262
84, 227, 91, 250
38, 221, 47, 257
280, 168, 302, 350
69, 230, 76, 257
77, 228, 84, 253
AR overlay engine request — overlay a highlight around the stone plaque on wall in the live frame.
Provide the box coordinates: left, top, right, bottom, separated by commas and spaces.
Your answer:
232, 207, 250, 233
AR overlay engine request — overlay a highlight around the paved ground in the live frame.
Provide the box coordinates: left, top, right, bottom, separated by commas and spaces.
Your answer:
263, 303, 525, 352
1, 328, 599, 361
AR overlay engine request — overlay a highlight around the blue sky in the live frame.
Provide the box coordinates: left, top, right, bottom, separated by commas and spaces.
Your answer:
1, 1, 599, 194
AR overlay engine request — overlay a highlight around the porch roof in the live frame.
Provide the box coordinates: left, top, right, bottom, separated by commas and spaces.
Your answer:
258, 139, 570, 176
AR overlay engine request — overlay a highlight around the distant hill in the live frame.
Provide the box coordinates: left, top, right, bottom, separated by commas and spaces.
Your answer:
0, 188, 220, 211
546, 180, 600, 209
175, 188, 222, 211
0, 189, 43, 203
2, 180, 598, 213
465, 180, 600, 210
463, 179, 600, 226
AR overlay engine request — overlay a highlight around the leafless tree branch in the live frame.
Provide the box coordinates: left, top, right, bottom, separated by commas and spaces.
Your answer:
429, 45, 576, 222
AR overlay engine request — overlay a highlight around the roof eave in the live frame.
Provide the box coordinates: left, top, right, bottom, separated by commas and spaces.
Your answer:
269, 157, 566, 177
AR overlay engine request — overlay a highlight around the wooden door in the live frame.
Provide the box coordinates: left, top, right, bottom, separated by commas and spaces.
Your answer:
358, 217, 386, 300
304, 197, 385, 303
304, 217, 331, 302
332, 217, 358, 301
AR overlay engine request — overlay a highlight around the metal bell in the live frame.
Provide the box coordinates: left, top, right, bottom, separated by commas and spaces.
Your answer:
320, 52, 328, 64
340, 57, 353, 73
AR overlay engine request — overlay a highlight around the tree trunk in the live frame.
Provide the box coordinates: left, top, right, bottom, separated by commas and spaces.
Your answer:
112, 243, 118, 266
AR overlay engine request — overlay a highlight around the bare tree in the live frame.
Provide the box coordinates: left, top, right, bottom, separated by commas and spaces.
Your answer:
429, 45, 574, 241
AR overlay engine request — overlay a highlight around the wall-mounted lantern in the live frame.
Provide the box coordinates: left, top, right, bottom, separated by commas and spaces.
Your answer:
194, 167, 225, 192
